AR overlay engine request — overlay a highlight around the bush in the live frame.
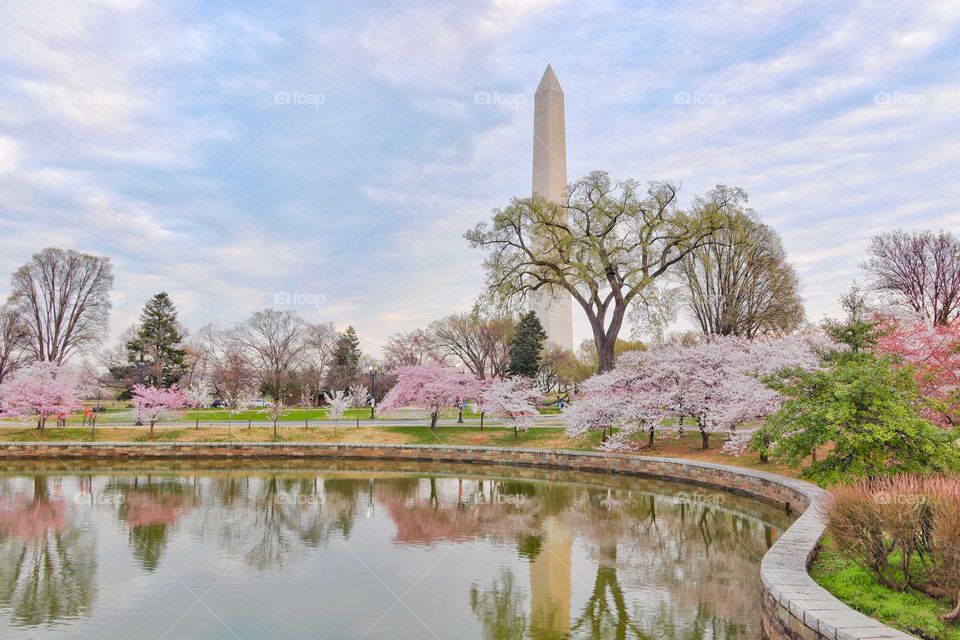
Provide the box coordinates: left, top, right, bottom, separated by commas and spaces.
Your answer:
827, 475, 960, 622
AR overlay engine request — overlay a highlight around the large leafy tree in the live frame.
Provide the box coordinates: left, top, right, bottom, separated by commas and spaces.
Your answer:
466, 171, 725, 372
680, 188, 803, 338
507, 311, 546, 378
126, 292, 187, 387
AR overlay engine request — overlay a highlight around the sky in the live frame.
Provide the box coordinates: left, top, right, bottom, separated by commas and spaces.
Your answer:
1, 0, 959, 356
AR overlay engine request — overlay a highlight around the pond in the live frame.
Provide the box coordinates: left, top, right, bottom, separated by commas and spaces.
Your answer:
0, 461, 793, 639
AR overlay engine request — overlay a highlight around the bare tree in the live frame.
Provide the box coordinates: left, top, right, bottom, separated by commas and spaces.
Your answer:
680, 190, 804, 337
8, 248, 113, 364
302, 321, 337, 395
466, 171, 724, 372
382, 329, 440, 368
0, 306, 28, 385
863, 229, 960, 326
232, 309, 305, 402
429, 313, 512, 379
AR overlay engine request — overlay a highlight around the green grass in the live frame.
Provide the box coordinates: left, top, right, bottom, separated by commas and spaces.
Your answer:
132, 429, 186, 442
811, 539, 960, 640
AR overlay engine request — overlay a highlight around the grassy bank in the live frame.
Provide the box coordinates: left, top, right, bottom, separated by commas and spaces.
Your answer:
811, 538, 960, 640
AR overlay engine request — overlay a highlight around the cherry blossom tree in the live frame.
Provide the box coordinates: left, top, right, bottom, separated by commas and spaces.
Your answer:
479, 377, 540, 438
132, 384, 190, 438
565, 334, 825, 450
0, 362, 84, 433
379, 363, 484, 432
222, 387, 253, 436
347, 382, 370, 428
185, 380, 213, 408
875, 316, 960, 427
298, 383, 314, 428
324, 390, 349, 433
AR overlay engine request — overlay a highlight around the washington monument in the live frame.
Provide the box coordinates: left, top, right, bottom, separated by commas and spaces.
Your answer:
530, 64, 573, 351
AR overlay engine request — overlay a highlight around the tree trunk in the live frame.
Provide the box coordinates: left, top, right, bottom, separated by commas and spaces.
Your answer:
430, 412, 438, 434
759, 450, 769, 463
150, 421, 155, 439
305, 416, 309, 429
648, 427, 655, 448
480, 412, 484, 431
701, 430, 710, 449
356, 413, 360, 428
273, 418, 278, 438
514, 425, 518, 440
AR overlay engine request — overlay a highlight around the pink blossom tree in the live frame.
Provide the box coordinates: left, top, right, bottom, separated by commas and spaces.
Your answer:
324, 390, 349, 433
379, 363, 483, 432
875, 317, 960, 427
479, 377, 540, 439
347, 381, 370, 428
0, 362, 83, 433
565, 334, 825, 450
132, 384, 190, 438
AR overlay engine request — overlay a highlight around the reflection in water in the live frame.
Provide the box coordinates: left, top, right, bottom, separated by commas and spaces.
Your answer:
0, 465, 790, 639
0, 477, 96, 627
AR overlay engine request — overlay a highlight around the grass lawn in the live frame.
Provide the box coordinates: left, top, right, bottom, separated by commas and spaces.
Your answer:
811, 538, 960, 640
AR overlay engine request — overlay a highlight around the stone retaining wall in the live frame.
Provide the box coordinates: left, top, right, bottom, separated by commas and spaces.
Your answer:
0, 442, 915, 640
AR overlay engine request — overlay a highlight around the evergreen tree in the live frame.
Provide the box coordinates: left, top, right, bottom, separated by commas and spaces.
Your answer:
508, 311, 546, 378
325, 326, 362, 391
125, 292, 187, 388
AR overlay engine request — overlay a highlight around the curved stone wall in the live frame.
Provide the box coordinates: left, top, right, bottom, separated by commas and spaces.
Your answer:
0, 442, 915, 639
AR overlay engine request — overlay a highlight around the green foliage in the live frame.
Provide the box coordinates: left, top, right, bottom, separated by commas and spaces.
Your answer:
325, 326, 362, 391
824, 286, 881, 354
125, 292, 187, 387
507, 311, 546, 377
754, 351, 960, 483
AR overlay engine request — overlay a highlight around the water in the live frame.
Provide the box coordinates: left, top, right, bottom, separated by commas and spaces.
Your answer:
0, 461, 793, 639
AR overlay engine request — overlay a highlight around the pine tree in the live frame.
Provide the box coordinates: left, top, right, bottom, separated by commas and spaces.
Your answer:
508, 312, 546, 378
126, 292, 187, 388
325, 326, 362, 391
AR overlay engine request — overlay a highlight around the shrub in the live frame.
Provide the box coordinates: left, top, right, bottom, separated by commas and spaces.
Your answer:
827, 475, 960, 622
929, 479, 960, 622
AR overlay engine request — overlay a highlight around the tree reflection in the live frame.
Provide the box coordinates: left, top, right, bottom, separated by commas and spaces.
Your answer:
470, 568, 527, 640
109, 477, 194, 572
0, 477, 96, 626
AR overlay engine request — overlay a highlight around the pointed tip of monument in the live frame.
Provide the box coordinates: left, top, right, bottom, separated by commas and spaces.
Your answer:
537, 64, 562, 94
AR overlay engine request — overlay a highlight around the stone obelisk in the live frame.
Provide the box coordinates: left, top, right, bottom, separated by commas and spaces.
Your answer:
530, 64, 573, 352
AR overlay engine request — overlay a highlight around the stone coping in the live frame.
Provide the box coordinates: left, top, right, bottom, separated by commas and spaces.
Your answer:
0, 442, 915, 640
